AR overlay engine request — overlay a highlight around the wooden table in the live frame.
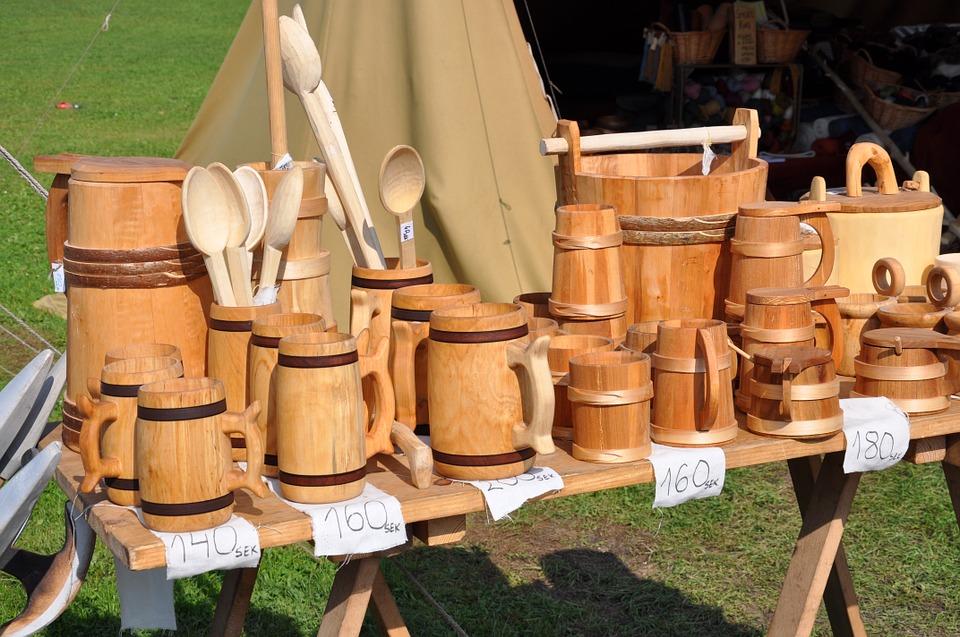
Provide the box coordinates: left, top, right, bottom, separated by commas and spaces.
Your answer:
47, 401, 960, 636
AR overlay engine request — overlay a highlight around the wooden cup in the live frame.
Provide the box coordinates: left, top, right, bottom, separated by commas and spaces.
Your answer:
547, 334, 615, 441
207, 301, 281, 461
103, 342, 182, 366
135, 377, 267, 532
248, 313, 326, 478
836, 293, 897, 377
428, 303, 556, 480
274, 332, 392, 504
390, 283, 481, 434
569, 351, 653, 463
527, 316, 560, 341
513, 292, 552, 320
350, 258, 433, 348
77, 356, 184, 506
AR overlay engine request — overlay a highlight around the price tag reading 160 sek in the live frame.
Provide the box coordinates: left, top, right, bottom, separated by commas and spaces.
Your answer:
648, 443, 726, 508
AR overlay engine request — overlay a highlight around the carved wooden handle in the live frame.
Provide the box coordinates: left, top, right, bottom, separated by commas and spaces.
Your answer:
697, 328, 720, 429
845, 142, 899, 197
506, 335, 556, 456
359, 334, 395, 458
77, 395, 121, 493
220, 402, 268, 498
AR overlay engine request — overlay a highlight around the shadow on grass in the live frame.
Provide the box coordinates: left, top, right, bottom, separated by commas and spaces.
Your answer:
386, 545, 762, 637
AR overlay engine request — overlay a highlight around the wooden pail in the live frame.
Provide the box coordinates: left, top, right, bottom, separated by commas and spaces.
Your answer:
747, 346, 843, 439
569, 351, 653, 463
248, 313, 326, 477
836, 294, 897, 377
207, 302, 280, 461
77, 355, 184, 506
350, 258, 433, 346
390, 283, 481, 434
547, 334, 615, 441
853, 328, 951, 415
528, 317, 559, 341
59, 157, 212, 453
513, 292, 552, 320
547, 110, 767, 323
274, 333, 390, 504
623, 321, 660, 356
135, 377, 264, 532
428, 303, 555, 480
651, 318, 737, 446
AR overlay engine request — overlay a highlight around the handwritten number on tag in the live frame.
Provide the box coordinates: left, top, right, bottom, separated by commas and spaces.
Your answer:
319, 501, 399, 539
657, 460, 718, 497
166, 527, 257, 565
851, 430, 902, 462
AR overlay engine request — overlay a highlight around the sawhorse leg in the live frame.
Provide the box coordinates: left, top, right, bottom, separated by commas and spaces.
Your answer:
210, 566, 260, 637
770, 451, 861, 637
788, 456, 867, 637
941, 435, 960, 530
317, 556, 410, 637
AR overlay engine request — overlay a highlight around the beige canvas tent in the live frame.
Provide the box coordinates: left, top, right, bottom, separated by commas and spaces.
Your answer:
177, 0, 559, 326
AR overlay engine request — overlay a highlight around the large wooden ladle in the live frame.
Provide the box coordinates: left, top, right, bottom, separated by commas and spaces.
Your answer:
259, 165, 304, 292
379, 145, 425, 270
181, 167, 237, 307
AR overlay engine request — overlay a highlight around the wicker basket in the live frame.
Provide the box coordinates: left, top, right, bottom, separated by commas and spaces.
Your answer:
864, 85, 936, 130
650, 23, 724, 65
757, 20, 810, 63
849, 49, 902, 89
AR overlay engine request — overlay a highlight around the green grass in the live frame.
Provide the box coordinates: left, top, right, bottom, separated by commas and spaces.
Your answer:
2, 1, 960, 635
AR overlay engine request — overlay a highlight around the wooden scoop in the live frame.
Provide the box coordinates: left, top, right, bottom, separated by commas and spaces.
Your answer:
234, 165, 268, 282
181, 167, 237, 306
208, 163, 253, 305
259, 165, 303, 291
379, 145, 425, 270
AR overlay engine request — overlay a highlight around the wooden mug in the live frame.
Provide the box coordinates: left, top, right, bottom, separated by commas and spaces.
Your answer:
513, 292, 552, 320
350, 257, 433, 347
547, 334, 615, 441
135, 377, 267, 532
77, 355, 184, 506
390, 283, 481, 434
104, 342, 181, 366
248, 312, 326, 477
274, 332, 392, 504
428, 302, 555, 480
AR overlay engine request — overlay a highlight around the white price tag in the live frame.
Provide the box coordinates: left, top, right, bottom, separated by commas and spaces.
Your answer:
143, 514, 262, 580
840, 397, 909, 473
648, 443, 725, 508
267, 479, 407, 556
51, 262, 65, 293
460, 466, 564, 521
399, 221, 414, 242
701, 140, 716, 176
114, 557, 177, 631
272, 152, 294, 171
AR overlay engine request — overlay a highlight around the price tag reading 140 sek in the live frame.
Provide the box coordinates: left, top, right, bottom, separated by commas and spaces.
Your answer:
840, 397, 910, 474
149, 514, 262, 580
648, 443, 726, 508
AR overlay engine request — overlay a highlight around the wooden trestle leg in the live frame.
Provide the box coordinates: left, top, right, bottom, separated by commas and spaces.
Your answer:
941, 434, 960, 530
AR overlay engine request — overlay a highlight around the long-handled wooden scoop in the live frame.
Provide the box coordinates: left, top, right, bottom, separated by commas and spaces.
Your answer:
259, 165, 304, 293
379, 145, 425, 270
208, 162, 253, 305
181, 167, 237, 307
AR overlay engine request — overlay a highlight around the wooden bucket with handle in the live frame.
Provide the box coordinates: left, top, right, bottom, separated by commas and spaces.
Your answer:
547, 334, 616, 441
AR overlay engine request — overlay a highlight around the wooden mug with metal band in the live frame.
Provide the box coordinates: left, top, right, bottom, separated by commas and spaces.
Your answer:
77, 355, 184, 506
135, 377, 267, 533
428, 302, 556, 480
248, 312, 326, 478
651, 319, 738, 446
274, 331, 392, 504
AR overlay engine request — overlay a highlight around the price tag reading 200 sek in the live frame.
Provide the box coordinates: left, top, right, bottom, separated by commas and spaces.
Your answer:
648, 443, 726, 508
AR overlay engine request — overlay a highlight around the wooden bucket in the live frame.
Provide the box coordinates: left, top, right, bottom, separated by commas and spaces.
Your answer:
746, 346, 843, 439
58, 157, 212, 453
513, 292, 552, 320
726, 200, 838, 321
569, 351, 653, 463
77, 355, 184, 506
428, 303, 555, 480
274, 333, 390, 504
938, 324, 960, 394
853, 328, 951, 415
651, 318, 737, 446
248, 313, 326, 477
207, 302, 280, 461
547, 334, 615, 441
350, 258, 433, 346
135, 377, 265, 532
243, 161, 332, 318
545, 110, 767, 323
836, 294, 897, 377
623, 321, 660, 356
390, 283, 481, 434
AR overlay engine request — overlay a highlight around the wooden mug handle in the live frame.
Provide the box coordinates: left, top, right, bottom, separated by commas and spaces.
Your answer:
846, 142, 899, 198
697, 328, 720, 430
389, 421, 433, 489
810, 298, 845, 368
220, 402, 268, 498
76, 394, 121, 493
86, 377, 101, 400
780, 357, 794, 420
358, 332, 395, 458
506, 335, 556, 456
872, 257, 906, 297
799, 211, 836, 287
349, 289, 381, 337
389, 320, 428, 431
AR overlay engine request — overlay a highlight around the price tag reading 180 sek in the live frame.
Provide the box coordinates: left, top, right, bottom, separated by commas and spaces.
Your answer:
648, 443, 726, 508
840, 397, 910, 474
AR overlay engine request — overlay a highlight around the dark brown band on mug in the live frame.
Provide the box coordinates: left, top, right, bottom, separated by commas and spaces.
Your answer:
429, 324, 529, 344
351, 273, 434, 290
140, 492, 234, 517
432, 446, 536, 467
279, 466, 366, 487
264, 454, 278, 466
250, 333, 282, 348
138, 399, 227, 422
104, 477, 139, 491
231, 437, 246, 449
391, 307, 435, 322
278, 351, 359, 369
210, 318, 254, 333
100, 381, 141, 398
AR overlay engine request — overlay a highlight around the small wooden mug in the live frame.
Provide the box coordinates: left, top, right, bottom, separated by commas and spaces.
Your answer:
77, 355, 184, 506
274, 332, 392, 504
547, 334, 615, 441
135, 377, 267, 533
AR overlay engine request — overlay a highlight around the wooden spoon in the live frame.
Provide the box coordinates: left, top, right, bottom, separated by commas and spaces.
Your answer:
234, 165, 268, 282
259, 165, 304, 291
379, 145, 425, 270
181, 167, 237, 307
207, 163, 253, 305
